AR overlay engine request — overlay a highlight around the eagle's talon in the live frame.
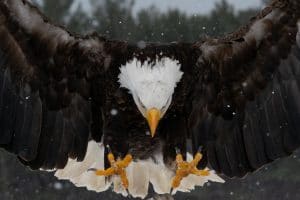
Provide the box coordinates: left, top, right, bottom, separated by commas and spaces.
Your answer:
171, 152, 209, 189
94, 153, 133, 189
191, 168, 210, 176
197, 146, 203, 153
95, 167, 115, 176
175, 147, 181, 154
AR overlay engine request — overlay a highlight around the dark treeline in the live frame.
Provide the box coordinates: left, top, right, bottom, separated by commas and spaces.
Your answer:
1, 0, 300, 199
36, 0, 259, 42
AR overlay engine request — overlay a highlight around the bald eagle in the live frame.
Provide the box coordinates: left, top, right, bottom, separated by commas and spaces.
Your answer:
1, 0, 300, 198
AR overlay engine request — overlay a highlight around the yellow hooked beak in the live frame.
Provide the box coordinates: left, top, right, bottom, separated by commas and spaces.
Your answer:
146, 108, 161, 138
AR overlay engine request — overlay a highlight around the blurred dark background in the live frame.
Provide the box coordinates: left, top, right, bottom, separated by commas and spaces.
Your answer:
1, 0, 300, 199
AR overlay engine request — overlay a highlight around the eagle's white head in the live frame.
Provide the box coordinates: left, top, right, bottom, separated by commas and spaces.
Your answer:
118, 57, 183, 137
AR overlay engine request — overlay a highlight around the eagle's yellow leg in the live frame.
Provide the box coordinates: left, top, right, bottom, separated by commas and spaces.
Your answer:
94, 153, 133, 189
191, 168, 210, 176
171, 152, 210, 189
95, 167, 115, 176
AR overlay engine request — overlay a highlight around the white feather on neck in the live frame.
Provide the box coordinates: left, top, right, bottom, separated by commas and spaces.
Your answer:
118, 57, 183, 115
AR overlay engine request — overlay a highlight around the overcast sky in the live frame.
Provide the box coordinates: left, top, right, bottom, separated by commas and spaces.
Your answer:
132, 0, 263, 14
77, 0, 263, 15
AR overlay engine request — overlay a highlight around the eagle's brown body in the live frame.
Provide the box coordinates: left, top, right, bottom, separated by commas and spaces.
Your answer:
0, 0, 300, 189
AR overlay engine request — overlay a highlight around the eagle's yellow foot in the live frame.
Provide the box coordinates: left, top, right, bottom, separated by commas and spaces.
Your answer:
94, 153, 133, 189
171, 152, 210, 189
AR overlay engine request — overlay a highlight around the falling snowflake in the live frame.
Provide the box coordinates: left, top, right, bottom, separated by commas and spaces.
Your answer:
137, 41, 146, 49
110, 109, 118, 116
53, 182, 63, 190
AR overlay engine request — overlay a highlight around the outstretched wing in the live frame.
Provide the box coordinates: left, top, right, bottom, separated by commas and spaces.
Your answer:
0, 0, 125, 170
190, 0, 300, 177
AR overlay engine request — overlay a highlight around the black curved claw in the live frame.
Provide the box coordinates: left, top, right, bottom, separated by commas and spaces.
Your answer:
197, 146, 203, 153
106, 145, 112, 153
175, 147, 181, 154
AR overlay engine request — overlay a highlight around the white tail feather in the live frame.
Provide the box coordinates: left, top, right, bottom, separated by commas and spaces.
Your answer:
128, 161, 150, 198
149, 163, 173, 194
113, 177, 128, 197
55, 142, 99, 179
55, 142, 112, 192
54, 141, 225, 199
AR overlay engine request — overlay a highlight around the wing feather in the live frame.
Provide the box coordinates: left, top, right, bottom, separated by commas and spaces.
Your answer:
0, 0, 110, 170
190, 0, 300, 177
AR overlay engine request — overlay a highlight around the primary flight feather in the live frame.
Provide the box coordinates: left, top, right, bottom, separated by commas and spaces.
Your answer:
0, 0, 300, 198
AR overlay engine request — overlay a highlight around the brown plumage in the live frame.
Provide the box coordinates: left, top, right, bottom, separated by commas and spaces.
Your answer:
0, 0, 300, 185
